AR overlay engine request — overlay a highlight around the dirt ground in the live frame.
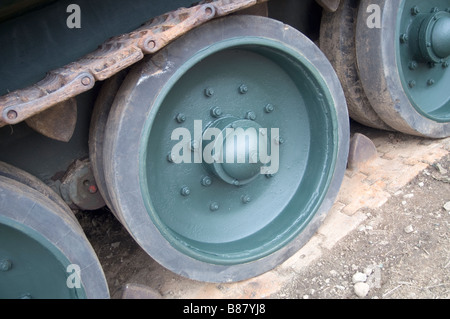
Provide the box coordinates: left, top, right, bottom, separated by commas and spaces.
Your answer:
75, 126, 450, 299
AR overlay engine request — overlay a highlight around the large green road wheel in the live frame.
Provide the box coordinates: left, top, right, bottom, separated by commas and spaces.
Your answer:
0, 169, 109, 299
103, 15, 349, 282
320, 0, 392, 130
356, 0, 450, 137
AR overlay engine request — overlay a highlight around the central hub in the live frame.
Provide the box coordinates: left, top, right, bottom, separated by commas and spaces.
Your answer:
411, 11, 450, 63
202, 116, 267, 185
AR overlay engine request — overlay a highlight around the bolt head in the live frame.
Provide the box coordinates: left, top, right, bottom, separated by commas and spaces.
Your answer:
408, 80, 416, 88
411, 6, 420, 15
175, 113, 186, 123
0, 259, 12, 271
400, 34, 409, 44
264, 104, 274, 113
241, 195, 251, 204
6, 110, 17, 120
274, 136, 285, 145
201, 176, 212, 187
427, 79, 435, 86
190, 140, 199, 151
443, 61, 449, 68
180, 186, 191, 196
204, 88, 214, 97
245, 111, 256, 121
210, 107, 222, 118
81, 76, 91, 86
209, 202, 219, 211
408, 61, 418, 70
239, 84, 248, 94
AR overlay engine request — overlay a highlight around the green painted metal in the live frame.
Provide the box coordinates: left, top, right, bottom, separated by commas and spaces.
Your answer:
139, 37, 339, 265
0, 0, 196, 95
0, 216, 86, 299
397, 0, 450, 122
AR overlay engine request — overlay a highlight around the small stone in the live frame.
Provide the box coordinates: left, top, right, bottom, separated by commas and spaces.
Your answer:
404, 224, 414, 234
403, 193, 414, 199
352, 272, 368, 283
444, 201, 450, 212
354, 282, 370, 298
418, 182, 424, 187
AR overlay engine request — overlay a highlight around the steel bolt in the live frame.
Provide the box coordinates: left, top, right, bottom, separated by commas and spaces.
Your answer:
0, 259, 12, 271
190, 140, 199, 151
408, 80, 416, 88
264, 104, 274, 113
427, 79, 435, 86
443, 61, 449, 68
245, 111, 257, 121
209, 202, 219, 211
204, 87, 214, 97
81, 76, 91, 86
408, 61, 418, 70
175, 113, 186, 123
239, 84, 248, 94
167, 152, 175, 163
400, 34, 409, 44
431, 7, 439, 13
265, 173, 275, 178
180, 186, 191, 196
241, 195, 251, 204
411, 6, 420, 15
210, 107, 222, 118
274, 136, 285, 145
232, 179, 240, 186
19, 293, 32, 299
6, 110, 17, 120
201, 176, 212, 187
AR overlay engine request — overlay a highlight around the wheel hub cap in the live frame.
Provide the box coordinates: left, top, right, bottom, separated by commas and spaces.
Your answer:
202, 117, 268, 186
397, 2, 450, 121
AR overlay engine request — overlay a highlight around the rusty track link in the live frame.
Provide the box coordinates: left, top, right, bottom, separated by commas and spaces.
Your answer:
0, 0, 264, 127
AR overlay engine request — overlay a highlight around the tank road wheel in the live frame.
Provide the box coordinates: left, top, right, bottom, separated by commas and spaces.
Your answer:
320, 0, 392, 130
356, 0, 450, 137
0, 164, 109, 299
103, 15, 349, 282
